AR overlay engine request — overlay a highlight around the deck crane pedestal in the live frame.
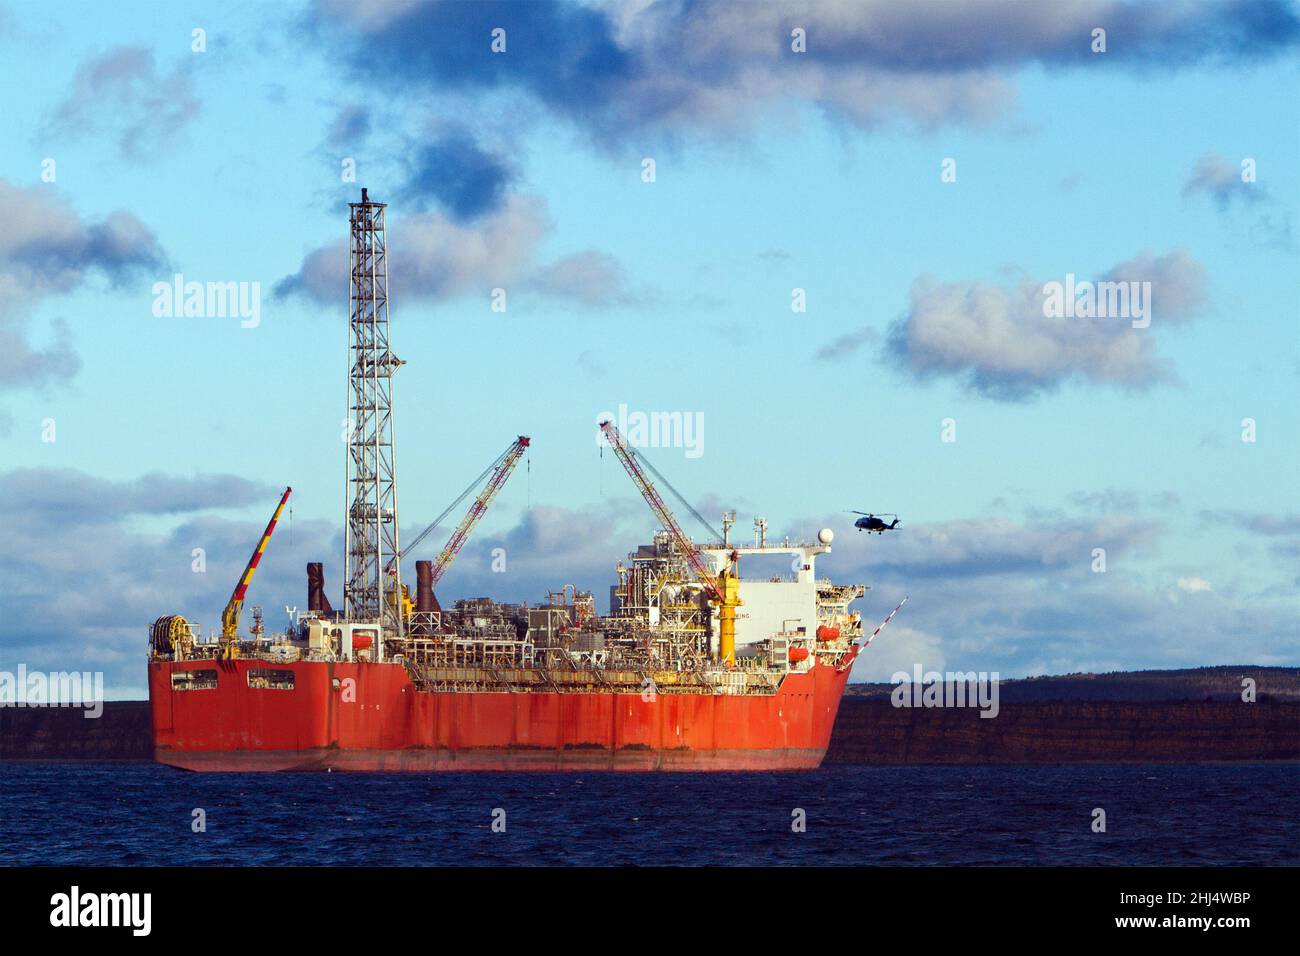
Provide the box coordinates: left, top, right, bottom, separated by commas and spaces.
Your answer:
598, 421, 742, 666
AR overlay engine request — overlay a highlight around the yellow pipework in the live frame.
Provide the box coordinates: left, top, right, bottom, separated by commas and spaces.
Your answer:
717, 565, 741, 666
387, 582, 414, 622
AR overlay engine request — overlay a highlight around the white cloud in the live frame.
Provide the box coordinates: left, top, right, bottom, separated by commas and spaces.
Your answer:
44, 45, 199, 159
314, 0, 1300, 143
851, 623, 947, 682
277, 196, 631, 308
882, 249, 1207, 399
0, 178, 165, 391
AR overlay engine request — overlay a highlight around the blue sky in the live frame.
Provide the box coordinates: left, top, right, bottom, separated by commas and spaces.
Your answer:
0, 0, 1297, 697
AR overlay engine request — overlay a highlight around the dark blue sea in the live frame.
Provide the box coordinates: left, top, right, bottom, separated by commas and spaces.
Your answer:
1, 762, 1295, 866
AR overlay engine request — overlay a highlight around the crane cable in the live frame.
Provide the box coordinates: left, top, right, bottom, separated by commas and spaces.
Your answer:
393, 444, 511, 565
634, 447, 722, 544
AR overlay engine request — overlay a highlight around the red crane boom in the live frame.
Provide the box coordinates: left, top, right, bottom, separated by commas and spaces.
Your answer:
598, 422, 721, 600
599, 421, 740, 664
428, 436, 530, 588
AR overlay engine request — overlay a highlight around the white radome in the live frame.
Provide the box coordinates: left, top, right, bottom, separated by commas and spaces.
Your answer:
818, 527, 834, 544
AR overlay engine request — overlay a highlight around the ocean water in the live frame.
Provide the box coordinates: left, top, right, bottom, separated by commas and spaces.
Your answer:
0, 762, 1294, 866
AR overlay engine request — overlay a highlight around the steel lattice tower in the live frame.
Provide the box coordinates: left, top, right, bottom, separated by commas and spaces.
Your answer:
343, 188, 405, 640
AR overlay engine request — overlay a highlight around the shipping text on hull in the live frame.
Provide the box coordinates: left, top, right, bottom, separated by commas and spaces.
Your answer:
149, 650, 858, 772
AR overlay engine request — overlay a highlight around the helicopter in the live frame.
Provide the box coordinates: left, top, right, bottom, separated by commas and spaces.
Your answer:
850, 511, 900, 534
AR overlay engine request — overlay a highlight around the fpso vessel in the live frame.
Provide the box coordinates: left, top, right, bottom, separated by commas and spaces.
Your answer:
147, 189, 870, 772
148, 543, 867, 772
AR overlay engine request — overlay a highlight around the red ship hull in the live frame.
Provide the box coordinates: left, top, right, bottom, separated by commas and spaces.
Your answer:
148, 656, 856, 772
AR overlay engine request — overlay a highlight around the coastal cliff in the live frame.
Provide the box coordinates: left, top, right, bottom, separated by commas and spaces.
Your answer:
2, 667, 1297, 763
825, 666, 1298, 764
825, 698, 1298, 764
0, 701, 153, 760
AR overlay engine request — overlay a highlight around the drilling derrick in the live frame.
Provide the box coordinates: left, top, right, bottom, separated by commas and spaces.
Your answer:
343, 188, 405, 641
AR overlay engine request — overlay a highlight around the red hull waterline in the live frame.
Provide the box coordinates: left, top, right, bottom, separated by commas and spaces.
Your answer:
149, 654, 857, 772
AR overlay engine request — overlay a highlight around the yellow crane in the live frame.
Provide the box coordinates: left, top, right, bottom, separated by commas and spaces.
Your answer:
598, 421, 741, 666
220, 486, 292, 658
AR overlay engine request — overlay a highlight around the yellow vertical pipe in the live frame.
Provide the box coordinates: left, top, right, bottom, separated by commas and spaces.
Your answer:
719, 569, 739, 666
